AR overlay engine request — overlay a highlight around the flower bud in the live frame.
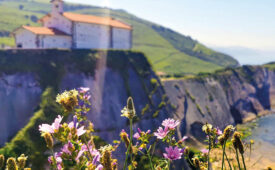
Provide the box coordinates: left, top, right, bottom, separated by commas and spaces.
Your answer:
0, 154, 5, 168
218, 135, 226, 146
202, 123, 212, 134
121, 97, 136, 120
43, 132, 54, 149
223, 125, 234, 140
102, 150, 112, 170
232, 132, 244, 154
127, 97, 135, 112
17, 154, 27, 169
184, 146, 189, 156
6, 157, 18, 170
192, 157, 200, 168
56, 90, 79, 112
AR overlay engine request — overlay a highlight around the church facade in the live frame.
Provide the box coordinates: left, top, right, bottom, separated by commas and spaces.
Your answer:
13, 0, 133, 49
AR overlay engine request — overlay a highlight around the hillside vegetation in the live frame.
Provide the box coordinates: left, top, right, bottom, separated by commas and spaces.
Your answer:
0, 0, 239, 75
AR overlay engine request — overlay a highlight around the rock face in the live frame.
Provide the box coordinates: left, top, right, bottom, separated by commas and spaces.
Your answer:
0, 50, 172, 146
0, 50, 274, 169
60, 68, 171, 143
163, 66, 275, 141
0, 73, 42, 145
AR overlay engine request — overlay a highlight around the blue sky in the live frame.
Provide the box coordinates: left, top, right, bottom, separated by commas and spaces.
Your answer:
65, 0, 275, 64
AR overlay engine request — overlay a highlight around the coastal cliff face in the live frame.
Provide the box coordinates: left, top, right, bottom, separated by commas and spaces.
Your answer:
60, 66, 171, 142
163, 66, 275, 141
0, 49, 172, 147
0, 73, 41, 145
0, 49, 274, 169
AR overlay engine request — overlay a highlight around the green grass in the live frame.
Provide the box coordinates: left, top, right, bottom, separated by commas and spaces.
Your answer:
264, 62, 275, 70
0, 37, 15, 47
0, 0, 239, 75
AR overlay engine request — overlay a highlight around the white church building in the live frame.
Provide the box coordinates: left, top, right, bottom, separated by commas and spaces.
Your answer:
13, 0, 133, 49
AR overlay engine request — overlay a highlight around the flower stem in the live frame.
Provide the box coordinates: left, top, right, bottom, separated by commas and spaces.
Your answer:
221, 143, 226, 170
146, 147, 154, 170
123, 143, 131, 170
224, 151, 232, 170
208, 136, 211, 170
249, 143, 251, 161
123, 119, 133, 170
235, 149, 242, 170
129, 119, 134, 166
241, 153, 247, 170
167, 160, 170, 170
83, 138, 93, 161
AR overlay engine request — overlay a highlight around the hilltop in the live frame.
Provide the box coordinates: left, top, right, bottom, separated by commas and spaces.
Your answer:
0, 0, 239, 75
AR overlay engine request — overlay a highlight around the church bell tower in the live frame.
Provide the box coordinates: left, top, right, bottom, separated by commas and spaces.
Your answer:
51, 0, 64, 15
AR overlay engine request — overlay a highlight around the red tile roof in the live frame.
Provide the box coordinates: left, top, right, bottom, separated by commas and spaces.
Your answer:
62, 12, 132, 30
21, 26, 69, 36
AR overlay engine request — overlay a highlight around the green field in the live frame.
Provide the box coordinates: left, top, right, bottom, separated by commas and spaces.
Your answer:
0, 0, 239, 75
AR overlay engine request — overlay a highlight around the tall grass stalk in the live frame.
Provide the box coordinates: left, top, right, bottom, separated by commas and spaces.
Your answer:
208, 137, 211, 170
146, 147, 154, 170
221, 143, 226, 170
235, 149, 242, 170
224, 151, 232, 170
167, 160, 170, 170
123, 119, 133, 170
241, 153, 247, 170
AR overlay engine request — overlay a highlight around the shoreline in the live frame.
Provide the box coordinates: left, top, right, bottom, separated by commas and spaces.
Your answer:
242, 110, 274, 123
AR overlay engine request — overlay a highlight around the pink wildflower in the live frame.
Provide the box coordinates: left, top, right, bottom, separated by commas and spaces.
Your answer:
180, 136, 188, 142
78, 87, 90, 94
201, 149, 209, 154
39, 115, 63, 134
49, 152, 62, 170
217, 128, 223, 135
39, 124, 54, 134
162, 118, 180, 129
77, 126, 86, 136
133, 132, 140, 139
52, 115, 63, 131
68, 120, 86, 137
154, 127, 169, 139
96, 164, 103, 170
76, 145, 87, 162
61, 141, 73, 155
163, 146, 182, 160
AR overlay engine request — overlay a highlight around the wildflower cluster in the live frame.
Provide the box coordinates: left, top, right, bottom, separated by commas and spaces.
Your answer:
38, 87, 252, 170
120, 104, 188, 170
200, 123, 248, 170
39, 88, 117, 170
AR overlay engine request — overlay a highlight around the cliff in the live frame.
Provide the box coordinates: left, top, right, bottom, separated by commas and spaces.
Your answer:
0, 49, 174, 168
163, 65, 275, 142
0, 49, 274, 169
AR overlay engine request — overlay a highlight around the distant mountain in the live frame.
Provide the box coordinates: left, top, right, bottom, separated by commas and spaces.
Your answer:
0, 0, 239, 75
212, 46, 275, 65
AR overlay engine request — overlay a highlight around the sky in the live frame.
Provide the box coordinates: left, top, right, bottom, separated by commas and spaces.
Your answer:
65, 0, 275, 64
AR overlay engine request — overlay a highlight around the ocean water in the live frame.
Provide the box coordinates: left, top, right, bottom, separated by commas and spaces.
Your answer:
249, 114, 275, 145
247, 113, 275, 164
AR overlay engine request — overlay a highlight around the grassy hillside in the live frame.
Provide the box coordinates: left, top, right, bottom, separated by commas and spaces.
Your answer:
0, 0, 239, 75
